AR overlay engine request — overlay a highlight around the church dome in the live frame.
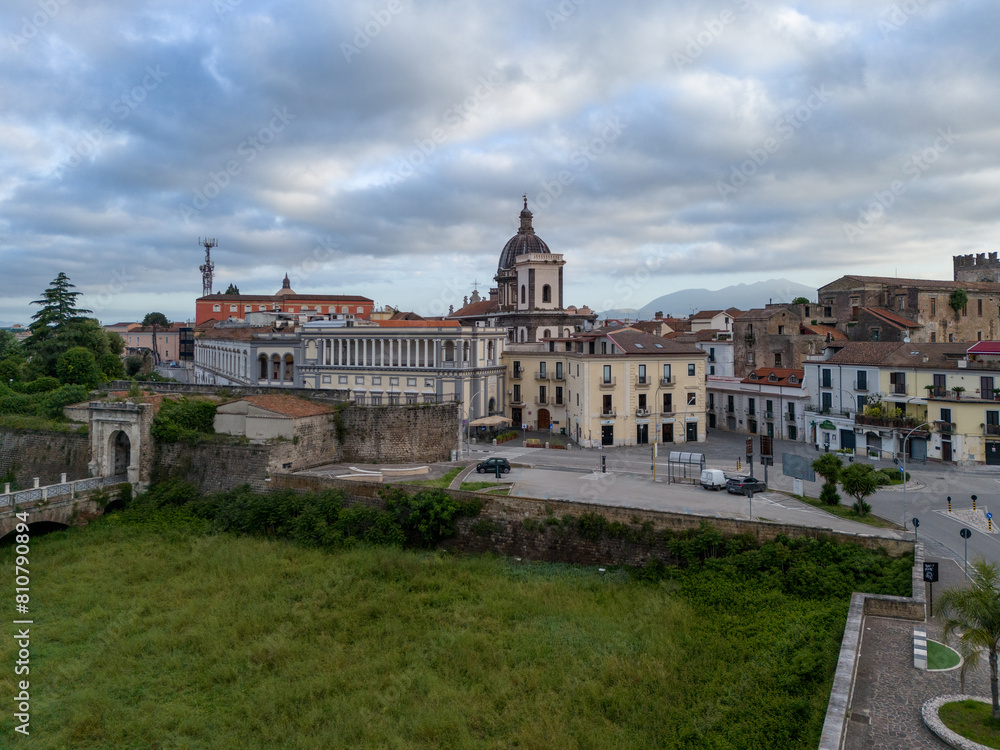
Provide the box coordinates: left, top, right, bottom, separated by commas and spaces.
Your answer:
275, 273, 297, 297
498, 197, 551, 271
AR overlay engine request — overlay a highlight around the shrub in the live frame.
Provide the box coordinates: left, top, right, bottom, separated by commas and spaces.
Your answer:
56, 347, 101, 387
151, 398, 217, 443
819, 483, 841, 506
382, 486, 480, 548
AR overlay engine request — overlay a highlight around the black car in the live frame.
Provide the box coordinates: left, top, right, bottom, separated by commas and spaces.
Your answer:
476, 457, 511, 474
725, 475, 766, 495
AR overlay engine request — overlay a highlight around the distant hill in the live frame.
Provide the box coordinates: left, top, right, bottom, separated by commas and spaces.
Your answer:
599, 279, 816, 320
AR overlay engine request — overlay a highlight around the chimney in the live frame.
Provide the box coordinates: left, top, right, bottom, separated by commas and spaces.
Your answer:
654, 311, 663, 320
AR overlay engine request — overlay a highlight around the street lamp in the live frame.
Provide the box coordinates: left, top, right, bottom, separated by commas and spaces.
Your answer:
901, 422, 930, 530
463, 388, 482, 457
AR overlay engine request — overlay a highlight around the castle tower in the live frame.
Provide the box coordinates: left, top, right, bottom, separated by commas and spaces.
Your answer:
954, 252, 1000, 283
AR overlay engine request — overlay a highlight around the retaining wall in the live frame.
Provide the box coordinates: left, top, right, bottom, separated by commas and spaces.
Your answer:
0, 429, 91, 488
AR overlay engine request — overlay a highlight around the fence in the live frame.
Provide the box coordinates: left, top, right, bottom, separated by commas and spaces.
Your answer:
0, 475, 124, 509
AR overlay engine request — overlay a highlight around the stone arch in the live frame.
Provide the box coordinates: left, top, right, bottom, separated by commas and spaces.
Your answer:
488, 396, 496, 413
542, 284, 551, 303
258, 354, 268, 380
271, 354, 281, 380
520, 285, 526, 304
283, 353, 294, 382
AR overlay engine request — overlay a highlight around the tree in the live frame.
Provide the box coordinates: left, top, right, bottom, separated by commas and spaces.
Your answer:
98, 352, 125, 381
792, 296, 811, 305
55, 347, 101, 387
25, 273, 93, 375
839, 463, 879, 515
141, 312, 170, 365
0, 330, 22, 361
812, 453, 843, 484
225, 283, 240, 295
939, 558, 1000, 716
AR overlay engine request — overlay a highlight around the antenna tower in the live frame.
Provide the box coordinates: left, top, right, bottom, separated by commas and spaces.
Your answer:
199, 237, 217, 297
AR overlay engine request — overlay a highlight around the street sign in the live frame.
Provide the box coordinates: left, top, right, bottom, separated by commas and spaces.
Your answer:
760, 435, 773, 457
782, 453, 816, 482
989, 513, 994, 520
961, 528, 972, 539
923, 562, 939, 583
912, 518, 919, 528
745, 437, 753, 458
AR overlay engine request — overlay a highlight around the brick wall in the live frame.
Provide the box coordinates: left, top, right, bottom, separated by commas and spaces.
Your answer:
270, 473, 914, 563
0, 429, 91, 488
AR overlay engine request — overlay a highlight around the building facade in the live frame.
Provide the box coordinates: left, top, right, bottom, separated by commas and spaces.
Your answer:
706, 369, 809, 441
195, 275, 375, 326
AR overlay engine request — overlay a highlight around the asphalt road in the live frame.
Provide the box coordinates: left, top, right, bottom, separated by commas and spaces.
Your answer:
468, 430, 1000, 565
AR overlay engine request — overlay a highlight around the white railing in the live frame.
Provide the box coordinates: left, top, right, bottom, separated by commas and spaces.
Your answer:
0, 475, 123, 509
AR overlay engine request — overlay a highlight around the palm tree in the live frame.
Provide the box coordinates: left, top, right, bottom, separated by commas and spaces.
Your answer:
939, 558, 1000, 717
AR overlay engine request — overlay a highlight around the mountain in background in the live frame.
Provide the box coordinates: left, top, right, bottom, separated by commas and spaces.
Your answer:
599, 278, 817, 321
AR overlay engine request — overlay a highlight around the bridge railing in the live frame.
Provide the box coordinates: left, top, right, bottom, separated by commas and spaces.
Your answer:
0, 475, 125, 510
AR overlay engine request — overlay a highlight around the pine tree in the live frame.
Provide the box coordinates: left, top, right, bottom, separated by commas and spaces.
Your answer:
25, 273, 93, 376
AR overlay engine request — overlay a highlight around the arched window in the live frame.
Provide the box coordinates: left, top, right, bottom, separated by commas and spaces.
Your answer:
520, 285, 526, 304
259, 355, 268, 380
542, 329, 550, 339
542, 284, 551, 303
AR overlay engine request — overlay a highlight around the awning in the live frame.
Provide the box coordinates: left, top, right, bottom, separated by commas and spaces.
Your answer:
470, 415, 513, 427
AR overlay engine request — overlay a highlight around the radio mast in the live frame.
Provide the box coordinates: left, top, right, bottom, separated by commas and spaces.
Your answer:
198, 237, 217, 297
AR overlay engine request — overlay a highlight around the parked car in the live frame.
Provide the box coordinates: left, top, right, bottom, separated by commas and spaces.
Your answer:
476, 457, 511, 474
725, 475, 766, 495
700, 469, 727, 490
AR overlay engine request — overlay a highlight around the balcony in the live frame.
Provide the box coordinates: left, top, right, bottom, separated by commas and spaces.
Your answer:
599, 377, 617, 389
936, 421, 955, 435
892, 385, 907, 396
821, 380, 833, 390
660, 376, 673, 386
551, 371, 565, 381
985, 424, 1000, 436
785, 412, 796, 421
636, 408, 651, 417
511, 369, 523, 380
707, 355, 716, 363
534, 396, 552, 405
853, 380, 868, 391
534, 371, 549, 381
661, 409, 675, 416
635, 377, 651, 388
509, 396, 524, 406
601, 408, 617, 417
855, 413, 919, 429
764, 410, 774, 420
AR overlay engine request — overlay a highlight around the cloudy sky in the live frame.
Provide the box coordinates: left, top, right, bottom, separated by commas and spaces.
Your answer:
1, 0, 998, 325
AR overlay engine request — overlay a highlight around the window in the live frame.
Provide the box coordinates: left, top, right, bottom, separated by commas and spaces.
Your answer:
709, 393, 715, 409
896, 295, 905, 311
821, 369, 832, 388
244, 305, 252, 312
663, 364, 671, 382
788, 425, 797, 440
259, 305, 266, 311
539, 361, 547, 377
663, 393, 673, 413
856, 370, 867, 391
821, 392, 832, 412
949, 333, 954, 342
727, 395, 734, 412
520, 285, 526, 304
603, 395, 613, 415
748, 397, 756, 416
984, 377, 996, 400
230, 305, 237, 312
357, 307, 363, 314
555, 386, 563, 405
538, 385, 547, 402
406, 395, 416, 405
542, 284, 551, 303
774, 353, 782, 367
424, 379, 433, 388
370, 394, 382, 406
342, 306, 349, 313
407, 378, 417, 387
766, 400, 773, 417
338, 375, 348, 384
890, 371, 906, 395
788, 403, 795, 418
513, 385, 521, 402
777, 325, 784, 335
688, 363, 696, 376
372, 377, 381, 385
933, 373, 946, 397
687, 393, 696, 406
748, 420, 757, 434
962, 302, 968, 317
930, 298, 936, 316
940, 407, 952, 424
857, 394, 866, 412
355, 376, 365, 385
390, 377, 399, 386
213, 304, 221, 312
556, 362, 563, 379
638, 364, 646, 383
603, 365, 611, 384
354, 393, 365, 405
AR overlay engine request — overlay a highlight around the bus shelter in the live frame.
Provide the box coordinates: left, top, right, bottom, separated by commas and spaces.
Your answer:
667, 451, 705, 484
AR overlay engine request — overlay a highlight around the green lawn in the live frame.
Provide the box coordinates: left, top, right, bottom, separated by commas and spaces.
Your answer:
789, 494, 900, 528
402, 466, 462, 488
939, 699, 1000, 748
459, 480, 504, 491
0, 501, 911, 749
927, 639, 961, 670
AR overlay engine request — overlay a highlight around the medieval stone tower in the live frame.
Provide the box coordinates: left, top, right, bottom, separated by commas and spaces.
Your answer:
955, 252, 1000, 283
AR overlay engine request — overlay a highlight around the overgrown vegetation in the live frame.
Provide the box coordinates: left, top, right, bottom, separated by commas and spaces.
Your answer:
150, 397, 217, 444
0, 489, 913, 749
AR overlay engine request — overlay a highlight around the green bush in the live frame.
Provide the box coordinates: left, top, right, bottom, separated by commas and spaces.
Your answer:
382, 486, 480, 548
56, 347, 101, 386
819, 483, 841, 506
151, 398, 217, 443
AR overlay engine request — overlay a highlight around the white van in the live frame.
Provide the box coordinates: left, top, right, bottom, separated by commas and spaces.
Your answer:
700, 469, 727, 490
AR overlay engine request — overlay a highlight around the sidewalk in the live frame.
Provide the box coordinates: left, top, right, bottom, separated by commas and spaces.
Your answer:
844, 557, 978, 749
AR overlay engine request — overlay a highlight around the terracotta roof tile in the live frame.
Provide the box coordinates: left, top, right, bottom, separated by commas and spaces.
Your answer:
232, 394, 337, 418
824, 342, 904, 366
740, 368, 805, 387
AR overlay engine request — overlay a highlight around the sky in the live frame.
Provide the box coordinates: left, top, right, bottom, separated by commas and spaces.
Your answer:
2, 0, 999, 326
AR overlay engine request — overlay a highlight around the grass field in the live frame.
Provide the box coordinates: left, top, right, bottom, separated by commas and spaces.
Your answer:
927, 639, 961, 670
0, 501, 910, 749
938, 699, 1000, 748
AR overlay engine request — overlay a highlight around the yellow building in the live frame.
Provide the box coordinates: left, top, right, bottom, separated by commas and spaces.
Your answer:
505, 326, 707, 448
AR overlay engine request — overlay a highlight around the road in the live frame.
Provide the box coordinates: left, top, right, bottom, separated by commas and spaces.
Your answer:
465, 430, 1000, 566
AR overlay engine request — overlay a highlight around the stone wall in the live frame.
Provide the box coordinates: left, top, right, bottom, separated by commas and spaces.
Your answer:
0, 429, 91, 488
339, 403, 456, 463
152, 442, 275, 493
270, 473, 915, 562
